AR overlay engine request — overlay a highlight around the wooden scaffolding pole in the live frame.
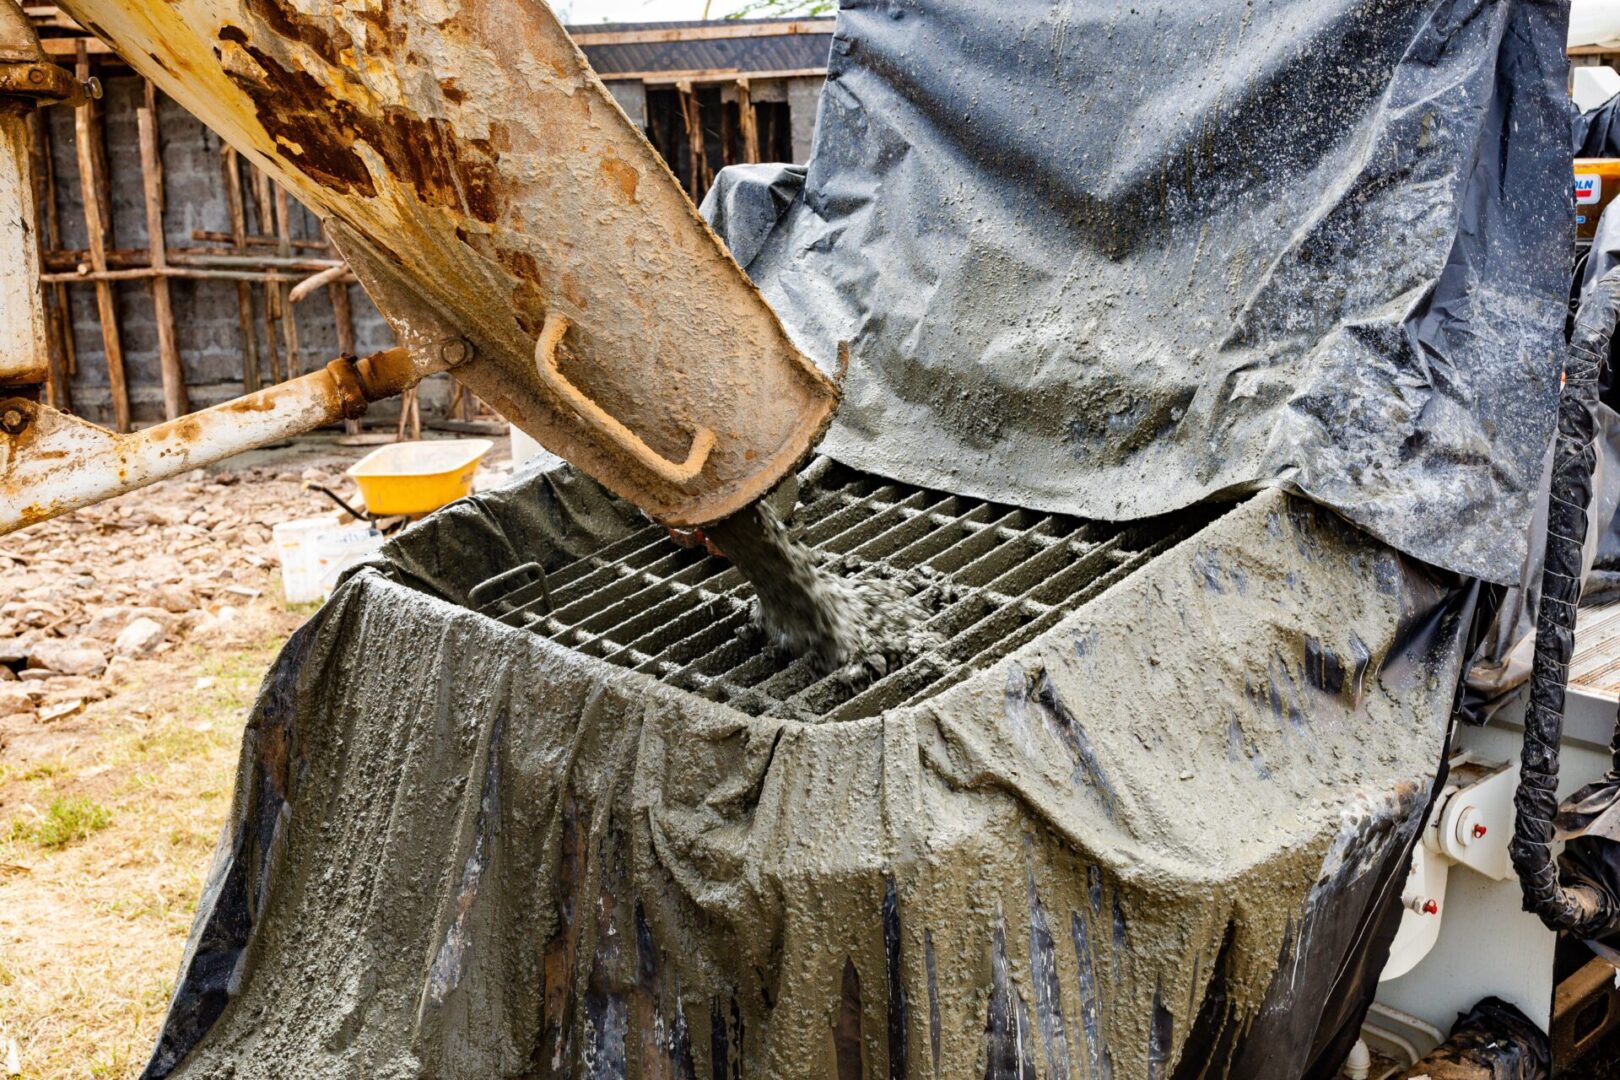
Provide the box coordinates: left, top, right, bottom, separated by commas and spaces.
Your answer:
73, 42, 129, 432
249, 164, 283, 383
736, 78, 760, 164
137, 80, 187, 419
26, 111, 72, 413
719, 96, 734, 169
677, 81, 710, 199
323, 223, 361, 435
220, 146, 261, 394
272, 183, 301, 377
35, 109, 76, 392
395, 386, 420, 441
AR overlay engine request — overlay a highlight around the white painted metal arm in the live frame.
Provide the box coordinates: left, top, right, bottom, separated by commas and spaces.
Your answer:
0, 349, 422, 534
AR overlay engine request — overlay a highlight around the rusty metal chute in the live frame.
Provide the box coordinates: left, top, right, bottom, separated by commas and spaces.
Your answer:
49, 0, 838, 525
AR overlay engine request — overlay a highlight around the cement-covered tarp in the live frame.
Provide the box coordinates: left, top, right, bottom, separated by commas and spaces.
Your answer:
143, 468, 1479, 1079
704, 0, 1572, 587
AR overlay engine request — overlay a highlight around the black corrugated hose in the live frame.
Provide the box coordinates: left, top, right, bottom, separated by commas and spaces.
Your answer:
1512, 267, 1620, 936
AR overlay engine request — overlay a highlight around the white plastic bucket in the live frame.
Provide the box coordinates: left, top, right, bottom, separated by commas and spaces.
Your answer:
311, 523, 386, 596
273, 516, 338, 604
273, 517, 386, 604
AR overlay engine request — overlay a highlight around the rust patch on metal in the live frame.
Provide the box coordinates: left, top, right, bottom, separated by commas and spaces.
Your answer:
242, 0, 347, 66
355, 347, 420, 400
154, 416, 204, 443
600, 157, 639, 202
221, 392, 278, 413
496, 247, 540, 281
217, 10, 501, 223
323, 357, 367, 419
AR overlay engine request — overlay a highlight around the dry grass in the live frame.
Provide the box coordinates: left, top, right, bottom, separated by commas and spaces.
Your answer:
0, 632, 290, 1079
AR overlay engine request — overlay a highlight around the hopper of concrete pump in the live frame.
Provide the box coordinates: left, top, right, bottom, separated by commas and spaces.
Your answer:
53, 0, 839, 525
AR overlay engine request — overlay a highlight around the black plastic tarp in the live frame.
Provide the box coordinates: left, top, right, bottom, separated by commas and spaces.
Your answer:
141, 466, 1481, 1079
1574, 91, 1620, 159
704, 0, 1573, 587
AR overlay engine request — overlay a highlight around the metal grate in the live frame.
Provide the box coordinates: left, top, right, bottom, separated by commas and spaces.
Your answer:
472, 462, 1229, 722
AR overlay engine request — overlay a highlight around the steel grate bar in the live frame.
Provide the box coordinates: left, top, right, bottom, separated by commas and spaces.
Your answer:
473, 462, 1228, 721
587, 482, 919, 681
674, 492, 945, 698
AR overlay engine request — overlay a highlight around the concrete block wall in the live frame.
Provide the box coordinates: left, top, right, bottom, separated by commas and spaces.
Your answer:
787, 76, 822, 165
39, 69, 833, 429
43, 75, 405, 427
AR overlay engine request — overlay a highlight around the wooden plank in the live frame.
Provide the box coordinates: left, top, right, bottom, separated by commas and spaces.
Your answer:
569, 20, 835, 47
248, 163, 283, 383
272, 183, 301, 376
40, 36, 113, 56
137, 80, 187, 419
43, 246, 343, 270
599, 65, 826, 84
26, 110, 71, 412
736, 78, 760, 164
190, 228, 328, 251
41, 266, 305, 283
27, 7, 83, 31
73, 41, 128, 432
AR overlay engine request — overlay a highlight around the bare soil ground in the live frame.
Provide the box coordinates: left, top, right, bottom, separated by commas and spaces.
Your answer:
0, 435, 511, 1078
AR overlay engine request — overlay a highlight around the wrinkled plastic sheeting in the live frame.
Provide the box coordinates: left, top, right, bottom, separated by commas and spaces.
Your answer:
1402, 997, 1551, 1079
705, 0, 1571, 587
141, 467, 1478, 1079
1461, 193, 1620, 719
1553, 752, 1620, 932
1574, 92, 1620, 158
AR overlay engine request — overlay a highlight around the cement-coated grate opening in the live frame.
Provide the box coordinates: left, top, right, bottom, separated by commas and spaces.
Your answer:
472, 462, 1230, 722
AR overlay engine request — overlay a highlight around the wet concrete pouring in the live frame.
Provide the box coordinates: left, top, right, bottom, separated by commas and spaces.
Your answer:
705, 497, 942, 683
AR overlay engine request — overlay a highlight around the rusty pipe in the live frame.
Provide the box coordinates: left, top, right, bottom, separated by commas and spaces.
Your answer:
0, 348, 421, 534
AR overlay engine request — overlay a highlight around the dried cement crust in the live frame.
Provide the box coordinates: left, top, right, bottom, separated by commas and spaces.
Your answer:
144, 474, 1468, 1079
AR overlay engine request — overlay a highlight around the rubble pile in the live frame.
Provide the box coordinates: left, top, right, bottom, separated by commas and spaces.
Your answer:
0, 464, 355, 726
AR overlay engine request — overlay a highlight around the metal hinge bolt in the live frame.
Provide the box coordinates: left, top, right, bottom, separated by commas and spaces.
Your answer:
1, 405, 29, 435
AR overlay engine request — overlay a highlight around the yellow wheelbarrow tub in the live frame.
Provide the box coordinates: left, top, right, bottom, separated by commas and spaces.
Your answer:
346, 439, 493, 517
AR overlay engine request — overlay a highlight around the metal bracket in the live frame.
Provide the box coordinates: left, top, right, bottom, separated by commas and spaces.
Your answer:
0, 0, 95, 105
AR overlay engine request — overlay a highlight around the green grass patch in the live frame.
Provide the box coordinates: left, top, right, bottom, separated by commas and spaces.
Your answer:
9, 796, 113, 849
0, 759, 69, 787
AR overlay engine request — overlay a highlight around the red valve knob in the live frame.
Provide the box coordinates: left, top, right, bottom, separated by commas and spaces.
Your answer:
1472, 823, 1488, 839
1422, 899, 1439, 915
